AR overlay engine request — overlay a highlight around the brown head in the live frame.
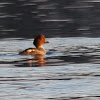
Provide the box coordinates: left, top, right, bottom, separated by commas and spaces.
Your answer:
33, 34, 49, 48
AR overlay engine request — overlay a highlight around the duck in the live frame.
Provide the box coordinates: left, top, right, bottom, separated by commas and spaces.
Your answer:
19, 34, 49, 55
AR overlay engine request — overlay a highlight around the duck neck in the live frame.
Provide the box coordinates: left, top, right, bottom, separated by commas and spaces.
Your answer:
36, 45, 44, 49
36, 46, 46, 54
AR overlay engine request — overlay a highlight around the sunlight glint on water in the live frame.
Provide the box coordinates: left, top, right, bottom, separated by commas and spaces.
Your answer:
0, 37, 100, 100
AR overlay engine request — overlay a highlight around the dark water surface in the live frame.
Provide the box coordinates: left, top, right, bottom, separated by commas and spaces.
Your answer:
0, 37, 100, 100
0, 0, 100, 38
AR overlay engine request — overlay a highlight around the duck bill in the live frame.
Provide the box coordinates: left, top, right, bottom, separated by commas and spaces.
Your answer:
45, 40, 49, 43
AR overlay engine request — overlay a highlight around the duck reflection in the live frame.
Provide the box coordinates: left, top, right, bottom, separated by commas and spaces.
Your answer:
27, 54, 46, 67
15, 54, 47, 67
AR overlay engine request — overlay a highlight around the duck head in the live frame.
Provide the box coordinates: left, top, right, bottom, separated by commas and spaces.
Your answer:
33, 34, 49, 48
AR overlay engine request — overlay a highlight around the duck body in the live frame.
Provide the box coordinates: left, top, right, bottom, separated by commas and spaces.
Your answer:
19, 34, 49, 55
19, 47, 46, 55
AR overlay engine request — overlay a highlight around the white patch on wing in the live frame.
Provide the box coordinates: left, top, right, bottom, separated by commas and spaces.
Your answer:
27, 49, 35, 52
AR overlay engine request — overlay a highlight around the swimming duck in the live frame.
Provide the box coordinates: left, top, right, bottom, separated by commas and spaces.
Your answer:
19, 34, 49, 55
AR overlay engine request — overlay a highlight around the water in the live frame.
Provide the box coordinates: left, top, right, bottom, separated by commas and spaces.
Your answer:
0, 0, 100, 99
1, 0, 100, 38
0, 37, 100, 100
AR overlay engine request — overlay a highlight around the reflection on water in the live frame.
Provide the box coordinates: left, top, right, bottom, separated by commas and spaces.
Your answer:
16, 55, 46, 67
0, 37, 100, 100
28, 55, 46, 67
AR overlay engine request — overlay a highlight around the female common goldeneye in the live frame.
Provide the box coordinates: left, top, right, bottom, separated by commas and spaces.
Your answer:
19, 34, 49, 55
